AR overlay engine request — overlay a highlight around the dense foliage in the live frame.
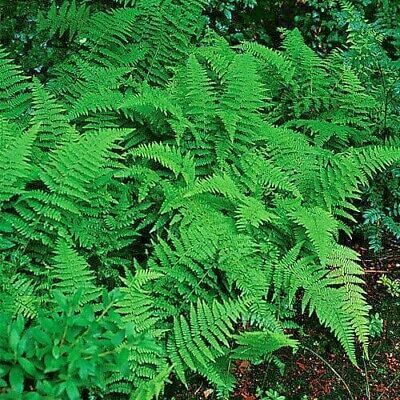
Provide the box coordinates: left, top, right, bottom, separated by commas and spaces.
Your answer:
0, 0, 399, 399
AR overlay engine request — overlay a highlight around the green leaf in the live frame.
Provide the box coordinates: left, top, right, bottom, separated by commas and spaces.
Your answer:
19, 358, 39, 378
0, 218, 13, 232
52, 345, 60, 360
30, 328, 51, 346
52, 290, 68, 311
9, 329, 20, 354
111, 331, 125, 347
0, 237, 15, 250
66, 380, 80, 400
9, 366, 24, 394
44, 354, 62, 373
25, 393, 41, 400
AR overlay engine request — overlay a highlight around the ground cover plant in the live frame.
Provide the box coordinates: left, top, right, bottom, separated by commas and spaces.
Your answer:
0, 0, 399, 399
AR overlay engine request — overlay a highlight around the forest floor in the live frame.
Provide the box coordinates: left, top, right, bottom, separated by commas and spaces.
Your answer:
169, 241, 400, 400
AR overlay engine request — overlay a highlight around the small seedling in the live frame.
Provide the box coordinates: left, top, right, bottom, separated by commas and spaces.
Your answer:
369, 312, 384, 338
256, 387, 286, 400
379, 276, 400, 298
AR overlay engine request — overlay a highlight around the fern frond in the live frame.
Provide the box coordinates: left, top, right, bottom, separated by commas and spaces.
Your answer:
131, 366, 171, 400
40, 129, 123, 204
326, 245, 370, 355
37, 0, 91, 41
354, 146, 400, 178
291, 206, 338, 263
0, 125, 36, 204
117, 268, 164, 333
173, 54, 218, 142
290, 262, 359, 364
167, 298, 246, 385
0, 48, 30, 123
281, 29, 330, 116
231, 331, 298, 363
240, 41, 295, 85
1, 274, 39, 319
131, 143, 195, 184
219, 53, 266, 141
30, 78, 72, 154
53, 239, 100, 303
239, 151, 301, 197
185, 173, 243, 200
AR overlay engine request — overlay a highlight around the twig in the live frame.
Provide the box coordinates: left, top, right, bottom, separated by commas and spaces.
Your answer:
194, 383, 203, 395
364, 270, 391, 274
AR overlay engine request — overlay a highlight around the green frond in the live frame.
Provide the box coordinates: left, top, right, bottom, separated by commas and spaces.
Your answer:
131, 366, 171, 400
239, 151, 301, 197
149, 235, 220, 304
287, 119, 365, 148
69, 89, 125, 120
37, 0, 91, 41
291, 206, 338, 263
131, 143, 195, 184
0, 274, 38, 319
290, 262, 359, 364
0, 48, 30, 123
354, 146, 400, 178
326, 244, 370, 355
173, 54, 218, 141
30, 78, 72, 154
130, 0, 206, 85
53, 239, 101, 303
40, 129, 123, 204
185, 173, 243, 200
117, 268, 163, 333
167, 298, 245, 384
219, 53, 266, 141
80, 7, 139, 61
231, 331, 298, 363
235, 196, 277, 229
272, 242, 303, 298
246, 300, 284, 332
240, 41, 295, 85
281, 29, 330, 116
0, 125, 36, 204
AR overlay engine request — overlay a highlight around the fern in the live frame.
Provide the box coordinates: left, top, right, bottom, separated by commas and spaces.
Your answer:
240, 41, 295, 85
130, 366, 171, 400
30, 78, 72, 154
1, 4, 399, 397
37, 0, 91, 41
0, 124, 36, 204
0, 274, 39, 319
131, 143, 196, 185
167, 298, 246, 385
117, 268, 164, 333
289, 260, 360, 364
291, 206, 338, 264
52, 239, 101, 303
231, 331, 298, 363
0, 48, 30, 123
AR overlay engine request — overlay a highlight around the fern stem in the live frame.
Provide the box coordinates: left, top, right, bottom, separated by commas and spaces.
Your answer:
364, 270, 390, 274
362, 357, 371, 400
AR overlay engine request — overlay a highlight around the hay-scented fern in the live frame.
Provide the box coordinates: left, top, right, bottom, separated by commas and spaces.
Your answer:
0, 1, 399, 398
